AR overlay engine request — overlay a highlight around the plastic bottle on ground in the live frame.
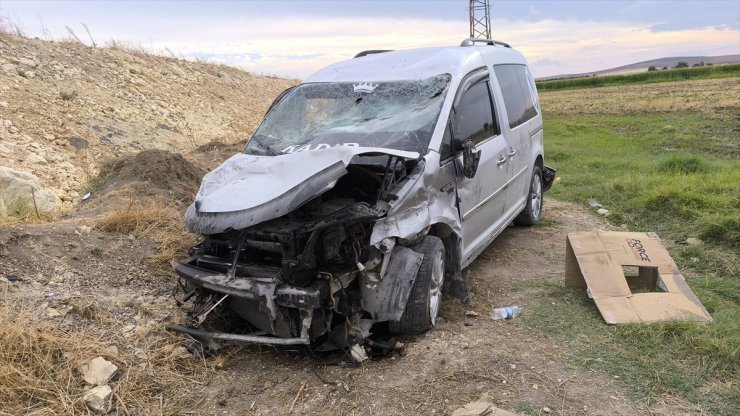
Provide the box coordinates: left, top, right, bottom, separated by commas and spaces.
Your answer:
490, 305, 523, 320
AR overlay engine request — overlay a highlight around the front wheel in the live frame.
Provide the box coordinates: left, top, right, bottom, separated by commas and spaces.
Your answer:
514, 165, 543, 226
389, 236, 445, 335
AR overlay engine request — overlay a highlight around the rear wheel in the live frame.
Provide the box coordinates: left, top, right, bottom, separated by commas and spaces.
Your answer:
514, 165, 543, 226
389, 236, 445, 335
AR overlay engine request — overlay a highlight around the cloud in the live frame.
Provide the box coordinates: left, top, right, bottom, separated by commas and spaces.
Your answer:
130, 15, 737, 79
527, 6, 542, 18
493, 18, 740, 77
2, 1, 737, 79
142, 16, 463, 77
533, 58, 563, 67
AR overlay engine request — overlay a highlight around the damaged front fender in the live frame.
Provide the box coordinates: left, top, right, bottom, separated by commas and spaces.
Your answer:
370, 152, 462, 251
360, 245, 424, 322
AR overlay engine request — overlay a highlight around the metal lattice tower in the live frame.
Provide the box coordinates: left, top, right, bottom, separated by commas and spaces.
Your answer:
469, 0, 491, 39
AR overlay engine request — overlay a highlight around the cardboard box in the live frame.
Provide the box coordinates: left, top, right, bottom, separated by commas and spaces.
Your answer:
565, 231, 712, 324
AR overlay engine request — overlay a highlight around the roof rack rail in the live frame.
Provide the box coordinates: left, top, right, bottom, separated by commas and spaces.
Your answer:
354, 50, 393, 58
460, 38, 511, 48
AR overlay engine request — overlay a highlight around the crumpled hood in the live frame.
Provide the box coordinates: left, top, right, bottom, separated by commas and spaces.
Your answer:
186, 146, 420, 234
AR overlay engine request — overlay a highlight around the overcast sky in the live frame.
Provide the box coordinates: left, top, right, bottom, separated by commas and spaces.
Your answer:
2, 0, 738, 79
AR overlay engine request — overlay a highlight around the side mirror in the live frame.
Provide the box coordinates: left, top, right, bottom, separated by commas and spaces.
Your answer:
450, 108, 481, 179
461, 139, 481, 178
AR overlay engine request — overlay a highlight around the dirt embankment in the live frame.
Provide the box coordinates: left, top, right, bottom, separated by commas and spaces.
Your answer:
0, 33, 296, 206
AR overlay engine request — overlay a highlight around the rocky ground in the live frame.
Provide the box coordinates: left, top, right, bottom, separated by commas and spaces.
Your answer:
0, 33, 295, 212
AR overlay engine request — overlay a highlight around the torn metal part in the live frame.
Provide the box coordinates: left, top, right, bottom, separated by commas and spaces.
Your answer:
542, 165, 557, 192
194, 294, 229, 325
360, 245, 423, 322
364, 338, 406, 358
165, 324, 311, 345
350, 344, 369, 364
370, 154, 461, 249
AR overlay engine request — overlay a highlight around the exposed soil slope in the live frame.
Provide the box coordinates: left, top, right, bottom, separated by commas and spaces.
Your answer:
0, 34, 295, 205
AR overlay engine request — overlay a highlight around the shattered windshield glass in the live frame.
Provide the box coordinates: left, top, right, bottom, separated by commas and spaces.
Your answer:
244, 74, 452, 156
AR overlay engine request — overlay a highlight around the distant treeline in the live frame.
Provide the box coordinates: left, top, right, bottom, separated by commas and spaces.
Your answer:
536, 63, 740, 91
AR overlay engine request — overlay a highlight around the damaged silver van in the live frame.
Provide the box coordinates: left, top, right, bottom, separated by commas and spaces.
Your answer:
170, 39, 554, 355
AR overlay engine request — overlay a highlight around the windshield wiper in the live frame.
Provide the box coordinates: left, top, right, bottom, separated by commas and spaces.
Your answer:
249, 136, 280, 156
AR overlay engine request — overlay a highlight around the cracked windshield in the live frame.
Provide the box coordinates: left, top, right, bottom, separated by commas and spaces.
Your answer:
245, 74, 451, 156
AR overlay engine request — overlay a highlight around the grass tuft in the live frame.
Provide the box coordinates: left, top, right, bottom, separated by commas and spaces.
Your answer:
94, 200, 196, 268
658, 155, 710, 174
5, 197, 32, 218
699, 215, 740, 250
0, 198, 57, 226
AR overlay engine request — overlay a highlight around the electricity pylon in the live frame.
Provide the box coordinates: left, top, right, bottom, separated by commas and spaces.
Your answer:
469, 0, 491, 39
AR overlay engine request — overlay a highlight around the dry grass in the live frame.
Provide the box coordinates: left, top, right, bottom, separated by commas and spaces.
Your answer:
0, 302, 213, 415
0, 16, 24, 37
93, 199, 197, 269
540, 77, 740, 116
0, 199, 60, 227
0, 312, 98, 415
105, 39, 152, 57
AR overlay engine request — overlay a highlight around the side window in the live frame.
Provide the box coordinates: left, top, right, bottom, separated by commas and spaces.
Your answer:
494, 64, 538, 129
456, 81, 498, 145
515, 65, 538, 121
523, 66, 540, 112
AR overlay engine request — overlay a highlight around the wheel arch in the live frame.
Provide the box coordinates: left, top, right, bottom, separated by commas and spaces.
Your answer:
535, 154, 544, 169
428, 222, 462, 275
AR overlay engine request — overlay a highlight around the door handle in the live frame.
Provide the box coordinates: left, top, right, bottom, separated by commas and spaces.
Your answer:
496, 156, 507, 166
507, 149, 517, 157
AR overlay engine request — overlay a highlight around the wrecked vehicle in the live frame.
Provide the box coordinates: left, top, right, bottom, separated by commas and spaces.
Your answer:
170, 39, 555, 357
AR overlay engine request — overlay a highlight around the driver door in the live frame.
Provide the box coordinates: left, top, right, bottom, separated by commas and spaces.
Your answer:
450, 71, 511, 266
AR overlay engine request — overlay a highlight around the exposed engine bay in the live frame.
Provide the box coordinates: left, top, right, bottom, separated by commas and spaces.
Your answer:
170, 151, 426, 362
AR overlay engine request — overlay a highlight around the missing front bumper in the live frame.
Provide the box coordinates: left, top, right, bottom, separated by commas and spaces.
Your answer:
172, 259, 327, 310
171, 259, 328, 344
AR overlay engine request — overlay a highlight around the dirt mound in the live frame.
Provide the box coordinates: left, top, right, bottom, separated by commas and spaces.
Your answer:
73, 150, 205, 219
103, 149, 205, 195
188, 139, 245, 170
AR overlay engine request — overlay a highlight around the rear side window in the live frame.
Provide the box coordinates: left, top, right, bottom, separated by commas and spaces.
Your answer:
494, 65, 538, 129
456, 81, 499, 144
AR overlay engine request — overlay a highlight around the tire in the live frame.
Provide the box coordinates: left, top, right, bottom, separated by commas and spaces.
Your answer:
514, 165, 543, 226
389, 236, 445, 335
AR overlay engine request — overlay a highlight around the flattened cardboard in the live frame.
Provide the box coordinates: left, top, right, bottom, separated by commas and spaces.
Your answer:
565, 231, 712, 324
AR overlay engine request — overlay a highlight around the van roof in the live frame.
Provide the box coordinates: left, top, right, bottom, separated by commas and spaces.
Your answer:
305, 43, 528, 83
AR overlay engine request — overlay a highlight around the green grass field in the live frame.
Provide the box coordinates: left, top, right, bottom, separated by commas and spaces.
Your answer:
536, 63, 740, 91
525, 76, 739, 414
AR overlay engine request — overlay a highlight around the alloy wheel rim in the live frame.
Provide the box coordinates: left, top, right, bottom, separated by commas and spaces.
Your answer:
531, 174, 542, 220
429, 249, 445, 325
